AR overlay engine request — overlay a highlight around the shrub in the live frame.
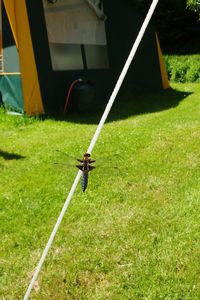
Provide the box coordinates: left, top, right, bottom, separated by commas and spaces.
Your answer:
186, 61, 200, 82
164, 55, 200, 83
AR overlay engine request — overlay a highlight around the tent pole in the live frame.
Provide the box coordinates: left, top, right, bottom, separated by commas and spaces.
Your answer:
24, 0, 159, 298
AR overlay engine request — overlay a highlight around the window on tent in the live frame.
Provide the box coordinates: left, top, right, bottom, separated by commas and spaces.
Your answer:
42, 0, 109, 71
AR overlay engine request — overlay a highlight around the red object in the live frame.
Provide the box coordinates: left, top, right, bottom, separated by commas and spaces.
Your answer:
63, 79, 82, 114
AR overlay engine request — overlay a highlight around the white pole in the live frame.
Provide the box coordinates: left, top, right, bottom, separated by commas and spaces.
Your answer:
87, 0, 159, 154
23, 171, 82, 300
24, 1, 159, 298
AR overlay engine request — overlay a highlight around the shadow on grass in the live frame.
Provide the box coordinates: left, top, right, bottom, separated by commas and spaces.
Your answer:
0, 150, 25, 160
47, 87, 192, 124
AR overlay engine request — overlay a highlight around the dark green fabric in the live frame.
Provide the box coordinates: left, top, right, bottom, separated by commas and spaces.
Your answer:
26, 0, 163, 114
0, 75, 24, 113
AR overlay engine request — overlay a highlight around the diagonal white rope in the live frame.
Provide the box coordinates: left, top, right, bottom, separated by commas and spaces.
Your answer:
24, 0, 159, 298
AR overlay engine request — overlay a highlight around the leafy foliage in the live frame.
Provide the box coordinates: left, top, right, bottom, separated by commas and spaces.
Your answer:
187, 0, 200, 16
164, 55, 200, 83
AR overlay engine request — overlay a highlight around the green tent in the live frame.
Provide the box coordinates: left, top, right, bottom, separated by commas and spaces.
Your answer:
0, 0, 169, 115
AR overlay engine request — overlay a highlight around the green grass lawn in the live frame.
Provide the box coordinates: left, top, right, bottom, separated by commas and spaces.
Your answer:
1, 83, 200, 299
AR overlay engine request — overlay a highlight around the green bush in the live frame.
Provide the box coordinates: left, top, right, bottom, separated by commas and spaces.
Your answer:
164, 55, 200, 83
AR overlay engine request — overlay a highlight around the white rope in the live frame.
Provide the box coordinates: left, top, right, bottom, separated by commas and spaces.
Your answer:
24, 1, 159, 298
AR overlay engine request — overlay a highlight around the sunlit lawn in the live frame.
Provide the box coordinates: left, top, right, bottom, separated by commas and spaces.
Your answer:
1, 83, 200, 299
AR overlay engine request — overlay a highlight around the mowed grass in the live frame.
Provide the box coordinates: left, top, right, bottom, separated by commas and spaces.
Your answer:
0, 83, 200, 299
